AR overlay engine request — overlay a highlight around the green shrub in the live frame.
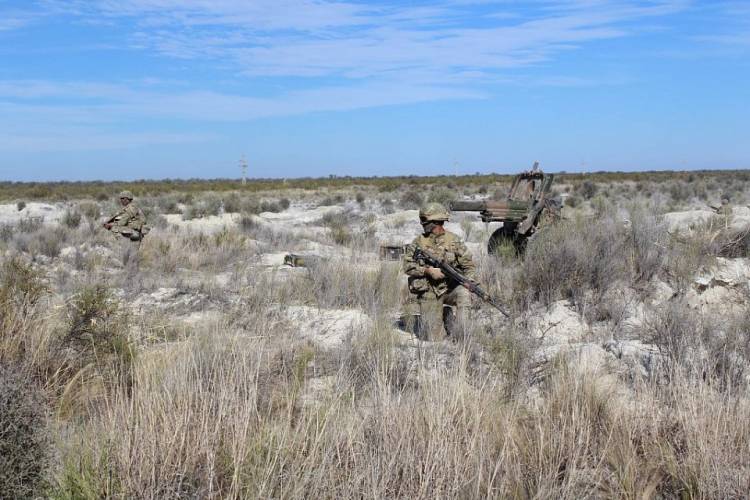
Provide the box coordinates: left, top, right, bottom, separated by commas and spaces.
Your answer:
0, 225, 13, 242
319, 195, 344, 207
62, 209, 82, 229
16, 200, 26, 211
17, 217, 43, 233
565, 195, 581, 208
577, 180, 598, 200
62, 285, 134, 385
34, 228, 67, 258
0, 258, 47, 361
78, 202, 100, 220
428, 187, 456, 207
260, 201, 282, 213
156, 195, 181, 214
222, 193, 242, 213
239, 214, 258, 234
518, 216, 627, 308
0, 366, 51, 498
399, 190, 423, 209
330, 226, 352, 245
182, 195, 222, 220
279, 198, 291, 210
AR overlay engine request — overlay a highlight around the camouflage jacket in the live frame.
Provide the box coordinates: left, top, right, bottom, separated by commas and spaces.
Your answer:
109, 204, 146, 236
403, 230, 476, 297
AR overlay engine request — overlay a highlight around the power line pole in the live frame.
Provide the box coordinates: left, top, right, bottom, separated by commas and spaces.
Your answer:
239, 155, 248, 185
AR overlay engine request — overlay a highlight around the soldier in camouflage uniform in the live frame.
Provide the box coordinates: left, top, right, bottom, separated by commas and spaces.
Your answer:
402, 203, 476, 340
103, 190, 147, 271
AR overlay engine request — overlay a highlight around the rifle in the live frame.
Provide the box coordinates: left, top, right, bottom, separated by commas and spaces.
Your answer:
413, 246, 510, 317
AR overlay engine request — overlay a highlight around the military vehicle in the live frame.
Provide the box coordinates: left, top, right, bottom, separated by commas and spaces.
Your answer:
451, 163, 561, 255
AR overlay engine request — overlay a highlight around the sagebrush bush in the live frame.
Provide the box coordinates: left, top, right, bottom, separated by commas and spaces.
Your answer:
17, 216, 43, 233
32, 227, 67, 258
222, 192, 242, 213
518, 216, 628, 309
427, 187, 456, 207
62, 209, 82, 228
399, 190, 423, 209
60, 285, 134, 386
0, 365, 51, 498
78, 201, 100, 219
16, 200, 26, 211
260, 200, 282, 213
577, 180, 598, 200
182, 194, 222, 220
0, 258, 47, 363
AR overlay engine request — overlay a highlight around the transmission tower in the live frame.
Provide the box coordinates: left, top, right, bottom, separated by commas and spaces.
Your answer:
239, 155, 248, 185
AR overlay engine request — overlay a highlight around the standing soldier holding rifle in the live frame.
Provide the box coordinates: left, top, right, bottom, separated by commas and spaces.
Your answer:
401, 203, 476, 340
103, 190, 148, 272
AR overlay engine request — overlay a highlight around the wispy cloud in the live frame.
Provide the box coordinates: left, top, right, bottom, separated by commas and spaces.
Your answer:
0, 78, 482, 151
2, 1, 695, 154
43, 0, 689, 82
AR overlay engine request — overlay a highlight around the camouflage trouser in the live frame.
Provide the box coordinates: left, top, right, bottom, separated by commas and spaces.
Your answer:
402, 286, 470, 340
118, 235, 140, 274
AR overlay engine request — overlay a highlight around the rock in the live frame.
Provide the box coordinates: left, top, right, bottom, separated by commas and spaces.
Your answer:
527, 301, 589, 346
258, 205, 344, 225
131, 287, 207, 311
689, 257, 750, 314
663, 210, 716, 233
164, 213, 240, 232
534, 342, 611, 373
603, 339, 664, 380
281, 306, 372, 348
650, 279, 676, 305
0, 202, 65, 225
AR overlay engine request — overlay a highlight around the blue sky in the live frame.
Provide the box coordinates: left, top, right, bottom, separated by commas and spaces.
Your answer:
0, 0, 748, 181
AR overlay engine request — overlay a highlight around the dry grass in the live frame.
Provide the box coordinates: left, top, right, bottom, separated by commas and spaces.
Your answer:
0, 178, 749, 498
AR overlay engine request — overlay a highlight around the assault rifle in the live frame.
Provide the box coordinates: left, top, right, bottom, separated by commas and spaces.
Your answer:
413, 246, 510, 317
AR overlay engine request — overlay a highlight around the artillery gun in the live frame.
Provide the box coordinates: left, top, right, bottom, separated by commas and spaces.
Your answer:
451, 163, 561, 255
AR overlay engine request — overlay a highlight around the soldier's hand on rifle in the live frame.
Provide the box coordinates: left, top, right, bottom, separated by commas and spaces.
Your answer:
103, 222, 113, 230
425, 267, 445, 280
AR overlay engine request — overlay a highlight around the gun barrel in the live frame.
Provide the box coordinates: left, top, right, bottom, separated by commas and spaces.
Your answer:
450, 200, 487, 211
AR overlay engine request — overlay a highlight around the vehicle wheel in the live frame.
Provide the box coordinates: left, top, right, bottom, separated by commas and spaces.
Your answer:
488, 226, 527, 257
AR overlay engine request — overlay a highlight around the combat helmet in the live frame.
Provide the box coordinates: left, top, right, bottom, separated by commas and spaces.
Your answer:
119, 190, 134, 200
419, 202, 450, 222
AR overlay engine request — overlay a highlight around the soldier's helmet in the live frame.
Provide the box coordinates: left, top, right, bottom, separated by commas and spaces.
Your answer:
119, 190, 134, 200
419, 202, 450, 222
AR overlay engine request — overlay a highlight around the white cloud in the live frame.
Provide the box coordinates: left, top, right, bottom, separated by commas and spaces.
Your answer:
1, 1, 693, 152
41, 0, 689, 82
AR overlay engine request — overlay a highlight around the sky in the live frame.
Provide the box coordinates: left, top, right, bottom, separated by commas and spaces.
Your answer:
0, 0, 748, 181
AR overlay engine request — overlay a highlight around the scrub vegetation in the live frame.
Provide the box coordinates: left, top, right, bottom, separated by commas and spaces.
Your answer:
0, 169, 749, 498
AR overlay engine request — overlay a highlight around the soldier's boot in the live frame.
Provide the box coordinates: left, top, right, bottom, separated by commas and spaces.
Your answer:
401, 314, 425, 339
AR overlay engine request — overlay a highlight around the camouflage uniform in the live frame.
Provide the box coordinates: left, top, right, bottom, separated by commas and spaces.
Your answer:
402, 203, 476, 339
108, 200, 146, 241
106, 191, 146, 271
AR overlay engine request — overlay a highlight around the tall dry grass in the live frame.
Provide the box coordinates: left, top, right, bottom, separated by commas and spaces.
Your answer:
1, 185, 749, 498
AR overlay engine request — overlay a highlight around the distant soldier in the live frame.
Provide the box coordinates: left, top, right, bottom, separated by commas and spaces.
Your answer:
710, 195, 733, 229
401, 203, 476, 340
103, 190, 148, 270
